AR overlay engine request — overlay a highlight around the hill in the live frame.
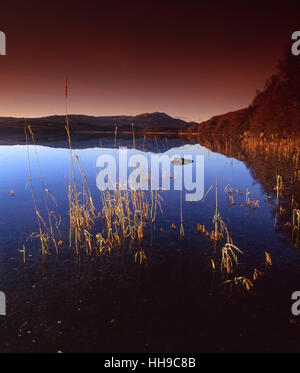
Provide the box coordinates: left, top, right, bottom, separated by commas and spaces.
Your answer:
184, 50, 300, 139
0, 112, 196, 141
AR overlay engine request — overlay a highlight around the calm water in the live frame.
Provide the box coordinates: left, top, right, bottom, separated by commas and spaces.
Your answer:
0, 135, 299, 352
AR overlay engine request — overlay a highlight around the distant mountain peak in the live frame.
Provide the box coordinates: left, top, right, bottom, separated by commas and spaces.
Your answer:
136, 112, 171, 118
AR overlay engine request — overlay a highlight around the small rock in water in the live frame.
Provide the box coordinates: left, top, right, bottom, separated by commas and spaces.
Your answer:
171, 157, 194, 165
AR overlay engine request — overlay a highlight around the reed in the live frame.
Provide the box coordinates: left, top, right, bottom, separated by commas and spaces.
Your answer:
274, 174, 283, 203
64, 79, 97, 255
225, 185, 259, 209
253, 268, 263, 280
200, 177, 244, 274
28, 125, 61, 254
25, 124, 58, 257
62, 114, 159, 258
293, 209, 300, 230
211, 258, 216, 271
93, 119, 163, 257
134, 249, 147, 265
213, 176, 219, 240
179, 190, 184, 238
224, 276, 253, 292
221, 243, 243, 274
98, 184, 162, 254
265, 251, 272, 266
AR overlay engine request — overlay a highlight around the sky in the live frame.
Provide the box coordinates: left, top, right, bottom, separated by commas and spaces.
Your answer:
0, 1, 299, 122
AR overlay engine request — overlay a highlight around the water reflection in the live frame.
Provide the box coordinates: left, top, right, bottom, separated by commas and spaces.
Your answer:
0, 134, 299, 352
180, 134, 300, 247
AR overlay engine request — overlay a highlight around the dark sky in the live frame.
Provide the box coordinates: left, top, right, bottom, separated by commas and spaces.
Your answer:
0, 0, 299, 121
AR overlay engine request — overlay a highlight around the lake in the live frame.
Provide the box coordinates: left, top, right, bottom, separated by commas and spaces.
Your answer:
0, 133, 299, 352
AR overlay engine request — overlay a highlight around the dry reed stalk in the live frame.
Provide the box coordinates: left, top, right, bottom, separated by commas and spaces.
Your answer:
224, 276, 253, 293
64, 78, 96, 255
25, 125, 50, 257
180, 190, 184, 238
27, 125, 60, 254
293, 209, 300, 230
265, 251, 272, 266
